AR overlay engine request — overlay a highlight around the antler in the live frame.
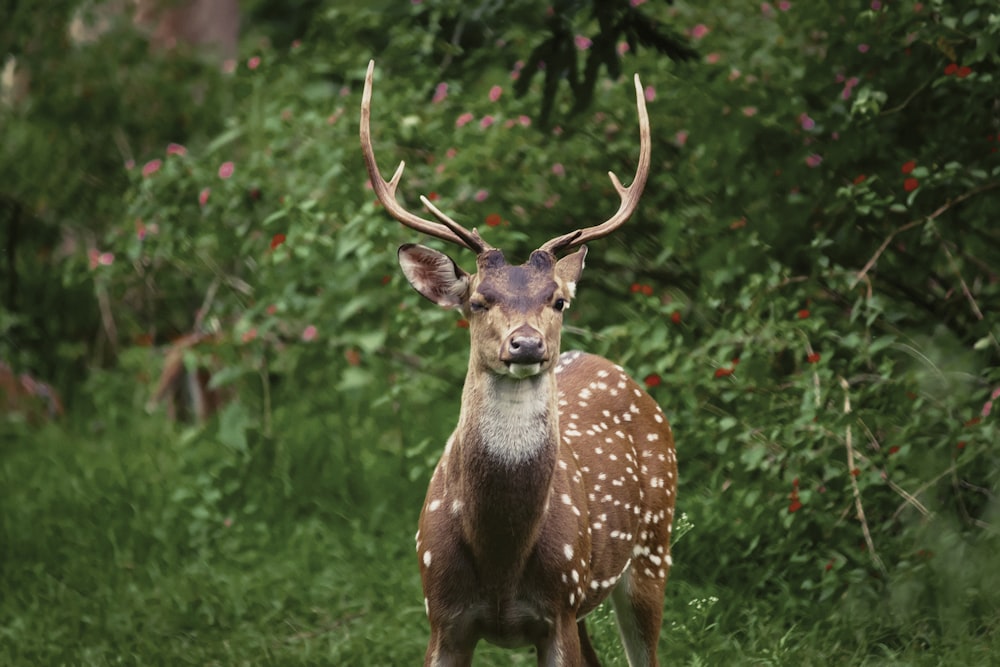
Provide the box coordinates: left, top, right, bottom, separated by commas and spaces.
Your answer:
360, 60, 490, 253
538, 74, 652, 255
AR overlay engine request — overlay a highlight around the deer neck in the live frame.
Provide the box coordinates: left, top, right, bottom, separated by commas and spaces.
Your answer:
451, 366, 560, 573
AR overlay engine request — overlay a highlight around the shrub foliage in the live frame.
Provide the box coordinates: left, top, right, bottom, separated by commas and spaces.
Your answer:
2, 0, 998, 662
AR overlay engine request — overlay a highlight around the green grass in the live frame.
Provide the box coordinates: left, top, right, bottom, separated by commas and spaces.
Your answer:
2, 412, 997, 665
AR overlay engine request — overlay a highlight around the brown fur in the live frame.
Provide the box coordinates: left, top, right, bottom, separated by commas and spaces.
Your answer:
146, 332, 228, 422
0, 361, 64, 424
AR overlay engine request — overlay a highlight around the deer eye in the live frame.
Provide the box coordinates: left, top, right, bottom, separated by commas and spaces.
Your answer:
469, 298, 489, 313
553, 298, 568, 312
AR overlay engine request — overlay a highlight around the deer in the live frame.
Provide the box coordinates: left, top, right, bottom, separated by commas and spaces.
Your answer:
146, 331, 230, 422
0, 361, 64, 424
360, 60, 677, 666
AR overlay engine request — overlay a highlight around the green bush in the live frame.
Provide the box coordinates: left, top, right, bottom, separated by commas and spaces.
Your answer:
2, 0, 998, 663
73, 0, 1000, 625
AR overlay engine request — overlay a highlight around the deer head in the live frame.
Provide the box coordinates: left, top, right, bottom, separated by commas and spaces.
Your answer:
360, 60, 650, 381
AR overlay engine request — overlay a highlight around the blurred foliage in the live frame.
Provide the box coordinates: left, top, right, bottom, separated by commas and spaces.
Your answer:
2, 0, 1000, 663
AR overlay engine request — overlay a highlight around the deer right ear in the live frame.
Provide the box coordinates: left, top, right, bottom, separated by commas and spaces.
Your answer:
398, 244, 471, 309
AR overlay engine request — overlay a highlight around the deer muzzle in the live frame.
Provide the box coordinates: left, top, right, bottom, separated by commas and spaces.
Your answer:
501, 324, 547, 377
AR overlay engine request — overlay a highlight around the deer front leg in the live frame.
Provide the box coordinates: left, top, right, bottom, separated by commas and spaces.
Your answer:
424, 627, 474, 667
536, 612, 584, 667
577, 619, 603, 667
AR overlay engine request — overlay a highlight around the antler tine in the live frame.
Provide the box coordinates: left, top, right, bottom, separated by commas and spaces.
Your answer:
360, 60, 487, 253
419, 195, 490, 251
539, 73, 652, 255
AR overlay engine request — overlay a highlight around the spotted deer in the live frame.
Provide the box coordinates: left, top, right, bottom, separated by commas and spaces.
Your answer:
360, 61, 677, 666
0, 361, 64, 423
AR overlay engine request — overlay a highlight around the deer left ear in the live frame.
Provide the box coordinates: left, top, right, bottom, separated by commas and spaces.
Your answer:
555, 246, 587, 298
398, 244, 471, 309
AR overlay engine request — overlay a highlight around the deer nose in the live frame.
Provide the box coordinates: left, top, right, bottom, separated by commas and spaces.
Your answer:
502, 325, 546, 365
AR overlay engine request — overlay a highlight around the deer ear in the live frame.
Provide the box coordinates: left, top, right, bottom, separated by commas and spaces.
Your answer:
398, 244, 471, 309
555, 246, 587, 298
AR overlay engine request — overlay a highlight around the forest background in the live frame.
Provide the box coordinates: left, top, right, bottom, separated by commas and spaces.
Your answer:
1, 0, 999, 664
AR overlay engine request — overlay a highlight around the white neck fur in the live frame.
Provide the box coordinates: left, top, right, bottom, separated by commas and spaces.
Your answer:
461, 372, 555, 465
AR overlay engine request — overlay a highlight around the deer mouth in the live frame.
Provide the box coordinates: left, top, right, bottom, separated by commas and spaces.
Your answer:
504, 361, 545, 379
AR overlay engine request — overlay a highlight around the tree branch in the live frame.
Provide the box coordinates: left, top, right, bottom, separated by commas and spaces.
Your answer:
839, 376, 887, 576
853, 180, 1000, 288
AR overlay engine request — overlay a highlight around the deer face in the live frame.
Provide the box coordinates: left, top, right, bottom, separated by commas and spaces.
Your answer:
399, 244, 587, 379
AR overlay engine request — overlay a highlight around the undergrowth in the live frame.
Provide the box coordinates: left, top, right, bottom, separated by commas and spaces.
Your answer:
2, 406, 996, 665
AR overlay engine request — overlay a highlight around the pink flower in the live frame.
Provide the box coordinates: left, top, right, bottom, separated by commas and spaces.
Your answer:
806, 153, 823, 168
799, 113, 815, 130
551, 163, 565, 176
518, 115, 531, 127
456, 112, 474, 128
90, 250, 114, 268
432, 82, 448, 103
474, 189, 489, 202
301, 325, 318, 342
644, 85, 656, 102
480, 115, 495, 129
574, 35, 592, 50
841, 76, 860, 100
742, 106, 758, 117
705, 52, 721, 64
992, 387, 1000, 400
166, 143, 187, 156
222, 59, 237, 74
858, 44, 870, 53
199, 188, 210, 207
489, 85, 502, 102
218, 161, 234, 179
778, 0, 791, 9
728, 68, 742, 81
125, 159, 135, 171
761, 2, 775, 16
142, 159, 162, 177
871, 0, 882, 9
690, 24, 710, 40
674, 130, 689, 146
247, 56, 261, 70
